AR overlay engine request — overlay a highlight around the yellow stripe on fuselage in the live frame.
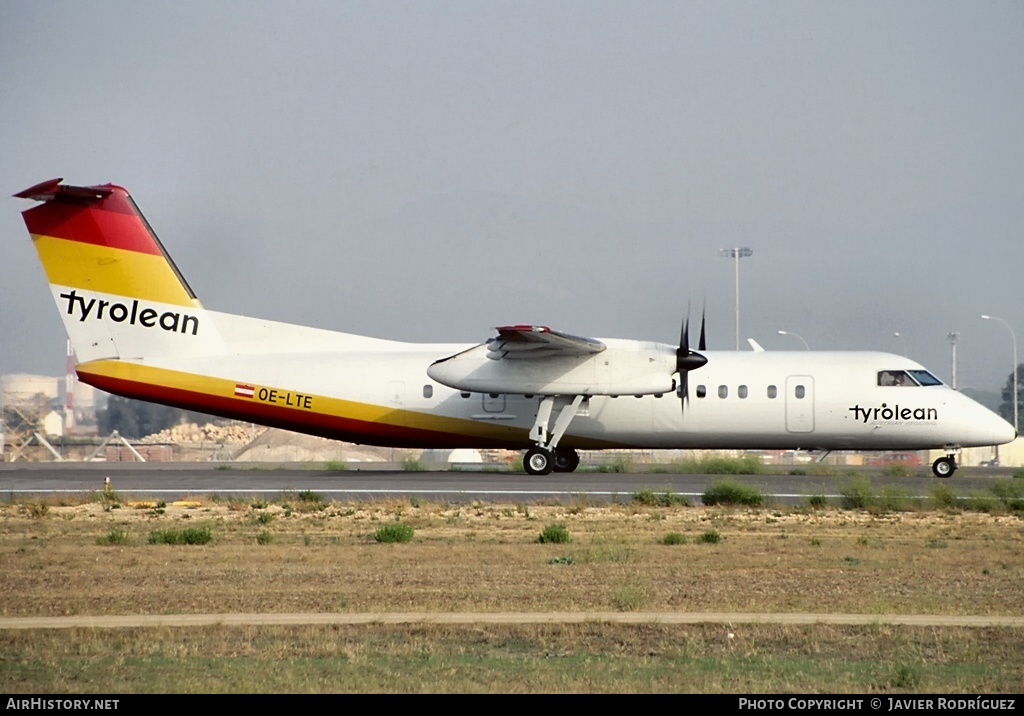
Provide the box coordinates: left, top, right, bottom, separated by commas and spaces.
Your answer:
32, 234, 197, 307
76, 360, 535, 444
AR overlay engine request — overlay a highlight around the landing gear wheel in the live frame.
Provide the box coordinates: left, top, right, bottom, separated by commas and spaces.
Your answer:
524, 447, 554, 475
553, 448, 581, 473
932, 457, 957, 478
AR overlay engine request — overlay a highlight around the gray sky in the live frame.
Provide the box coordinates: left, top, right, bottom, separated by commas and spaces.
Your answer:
2, 0, 1022, 393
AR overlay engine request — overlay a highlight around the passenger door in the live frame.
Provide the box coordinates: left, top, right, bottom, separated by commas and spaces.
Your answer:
785, 376, 814, 433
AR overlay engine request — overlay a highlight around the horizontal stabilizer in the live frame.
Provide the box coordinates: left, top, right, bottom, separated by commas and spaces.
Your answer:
14, 178, 113, 202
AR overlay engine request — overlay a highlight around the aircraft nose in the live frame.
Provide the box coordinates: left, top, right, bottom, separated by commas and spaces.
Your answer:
972, 409, 1017, 447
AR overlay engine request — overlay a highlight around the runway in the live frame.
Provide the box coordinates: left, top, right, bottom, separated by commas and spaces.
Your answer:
0, 461, 1011, 504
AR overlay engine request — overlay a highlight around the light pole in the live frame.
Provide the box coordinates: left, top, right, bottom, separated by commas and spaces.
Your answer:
719, 247, 753, 350
981, 315, 1018, 433
777, 330, 809, 350
893, 332, 906, 357
947, 332, 960, 390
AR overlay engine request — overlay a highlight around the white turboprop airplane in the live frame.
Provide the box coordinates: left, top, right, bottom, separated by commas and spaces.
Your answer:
15, 179, 1016, 477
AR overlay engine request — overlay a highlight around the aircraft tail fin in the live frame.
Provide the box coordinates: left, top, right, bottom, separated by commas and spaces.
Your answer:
16, 178, 219, 363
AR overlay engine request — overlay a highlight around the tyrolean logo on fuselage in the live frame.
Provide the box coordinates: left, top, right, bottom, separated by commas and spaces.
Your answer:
849, 403, 938, 424
59, 289, 199, 336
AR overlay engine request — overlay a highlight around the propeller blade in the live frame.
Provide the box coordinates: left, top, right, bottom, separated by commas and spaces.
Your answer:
699, 305, 707, 352
675, 306, 708, 417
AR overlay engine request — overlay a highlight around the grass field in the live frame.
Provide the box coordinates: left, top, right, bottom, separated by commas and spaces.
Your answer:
2, 488, 1023, 692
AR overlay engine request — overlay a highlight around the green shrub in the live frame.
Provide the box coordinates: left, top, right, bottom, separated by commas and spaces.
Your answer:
401, 457, 426, 472
805, 494, 829, 509
930, 484, 958, 509
547, 556, 575, 565
256, 511, 274, 524
990, 479, 1024, 511
324, 460, 348, 471
588, 456, 634, 473
296, 490, 326, 504
673, 455, 762, 475
538, 523, 571, 544
873, 486, 917, 513
890, 663, 922, 689
661, 532, 687, 545
632, 489, 689, 507
696, 529, 722, 544
702, 480, 763, 506
148, 526, 212, 545
962, 493, 998, 513
96, 528, 130, 546
611, 582, 646, 611
256, 530, 273, 545
375, 523, 414, 543
880, 464, 910, 477
839, 478, 874, 510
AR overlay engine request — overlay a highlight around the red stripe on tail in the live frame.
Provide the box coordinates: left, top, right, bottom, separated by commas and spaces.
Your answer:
21, 184, 164, 257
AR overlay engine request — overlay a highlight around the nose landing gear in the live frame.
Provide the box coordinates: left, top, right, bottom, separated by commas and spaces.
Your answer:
932, 447, 960, 478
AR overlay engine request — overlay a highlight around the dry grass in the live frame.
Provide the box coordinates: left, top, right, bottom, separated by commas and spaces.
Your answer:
2, 498, 1022, 617
2, 495, 1023, 692
2, 623, 1022, 693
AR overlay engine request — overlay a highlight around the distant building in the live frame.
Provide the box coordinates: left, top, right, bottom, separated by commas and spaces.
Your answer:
1, 374, 60, 404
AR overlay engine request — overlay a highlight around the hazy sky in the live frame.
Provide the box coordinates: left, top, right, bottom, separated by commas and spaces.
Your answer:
2, 1, 1022, 393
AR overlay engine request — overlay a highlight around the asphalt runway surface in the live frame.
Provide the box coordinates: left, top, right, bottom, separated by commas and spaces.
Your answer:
0, 461, 1014, 504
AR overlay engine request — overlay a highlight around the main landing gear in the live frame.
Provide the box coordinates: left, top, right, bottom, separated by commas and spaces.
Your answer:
524, 445, 581, 475
523, 395, 585, 475
932, 446, 960, 478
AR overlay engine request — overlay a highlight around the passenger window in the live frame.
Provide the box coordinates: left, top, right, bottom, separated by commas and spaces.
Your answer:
767, 385, 777, 399
460, 392, 471, 399
718, 385, 728, 399
423, 385, 433, 399
738, 385, 748, 399
696, 385, 706, 398
795, 385, 805, 399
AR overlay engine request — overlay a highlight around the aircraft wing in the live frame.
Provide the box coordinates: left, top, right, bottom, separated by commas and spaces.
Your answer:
485, 325, 606, 360
426, 325, 677, 397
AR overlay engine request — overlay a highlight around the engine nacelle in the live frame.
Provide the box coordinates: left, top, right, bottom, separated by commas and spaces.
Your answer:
428, 339, 678, 396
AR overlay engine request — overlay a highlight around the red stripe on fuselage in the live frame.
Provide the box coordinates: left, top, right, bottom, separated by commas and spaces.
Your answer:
78, 370, 531, 450
22, 189, 163, 256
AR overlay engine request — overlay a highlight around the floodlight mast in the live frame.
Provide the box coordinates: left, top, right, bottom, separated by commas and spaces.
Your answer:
719, 247, 752, 350
981, 315, 1018, 433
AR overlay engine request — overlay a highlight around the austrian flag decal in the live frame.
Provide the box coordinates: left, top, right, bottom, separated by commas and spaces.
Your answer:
234, 384, 255, 399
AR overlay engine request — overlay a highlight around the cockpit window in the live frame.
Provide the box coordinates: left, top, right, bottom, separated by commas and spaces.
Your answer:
878, 370, 943, 387
878, 370, 913, 386
908, 370, 943, 386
